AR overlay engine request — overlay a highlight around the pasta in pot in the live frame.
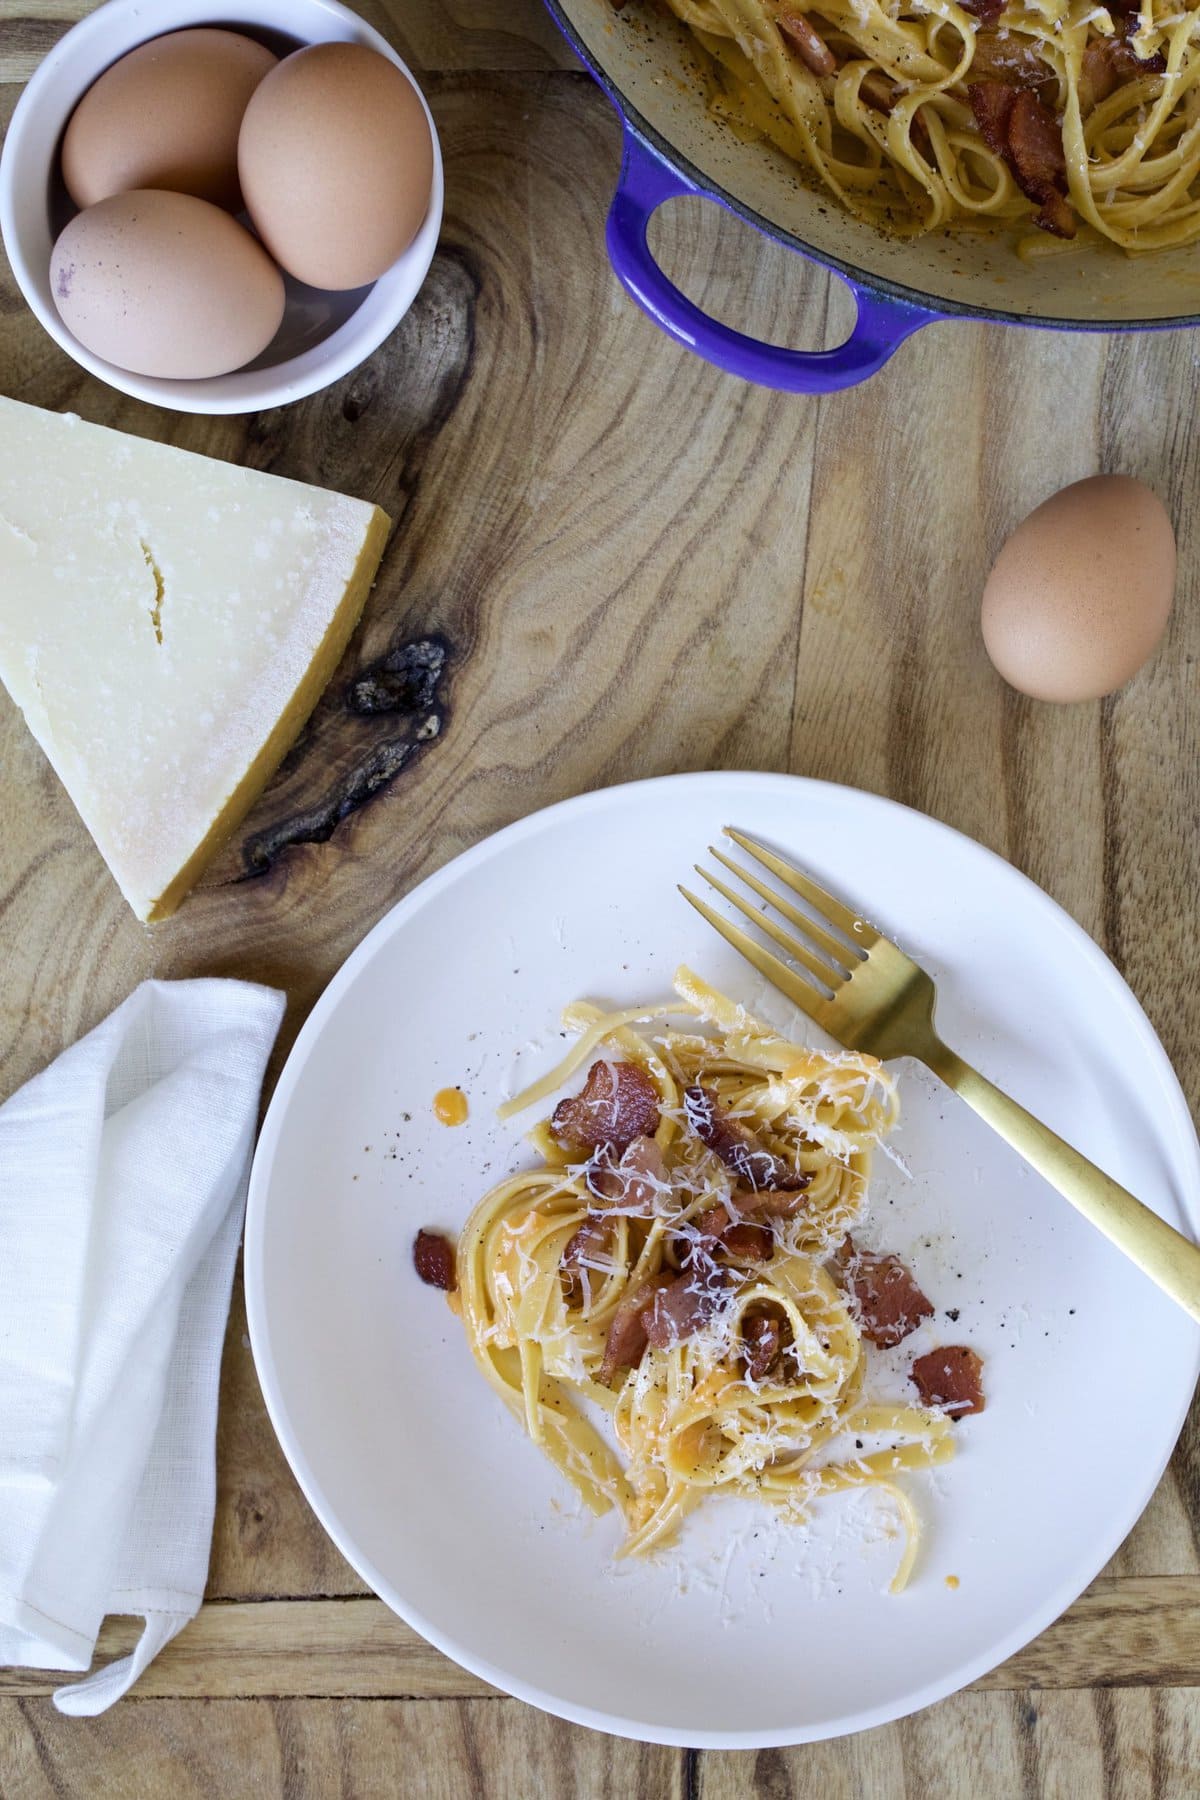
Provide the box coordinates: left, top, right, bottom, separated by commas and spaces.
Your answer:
645, 0, 1200, 250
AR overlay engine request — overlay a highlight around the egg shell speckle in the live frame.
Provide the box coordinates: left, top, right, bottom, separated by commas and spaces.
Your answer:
980, 475, 1176, 704
50, 190, 286, 380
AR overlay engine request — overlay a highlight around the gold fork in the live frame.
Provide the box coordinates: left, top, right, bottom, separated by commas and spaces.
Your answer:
680, 826, 1200, 1325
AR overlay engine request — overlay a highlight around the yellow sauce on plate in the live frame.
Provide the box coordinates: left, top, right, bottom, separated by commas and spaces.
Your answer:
434, 1087, 468, 1127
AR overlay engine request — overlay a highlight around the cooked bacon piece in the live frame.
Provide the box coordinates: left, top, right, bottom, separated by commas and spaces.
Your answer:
685, 1203, 773, 1265
969, 80, 1016, 157
551, 1060, 660, 1156
1104, 0, 1167, 41
969, 30, 1055, 96
860, 70, 896, 113
561, 1213, 613, 1305
911, 1344, 986, 1417
1079, 39, 1115, 109
684, 1086, 810, 1193
687, 1202, 732, 1256
834, 1235, 934, 1348
722, 1220, 775, 1261
567, 1139, 667, 1302
598, 1273, 672, 1385
1080, 32, 1166, 111
733, 1186, 809, 1219
1008, 89, 1066, 190
689, 1190, 801, 1245
413, 1228, 457, 1291
1081, 38, 1121, 109
687, 1204, 741, 1264
778, 10, 837, 77
586, 1134, 667, 1215
742, 1312, 785, 1382
1034, 187, 1076, 238
1117, 11, 1167, 60
968, 84, 1076, 239
1008, 91, 1075, 237
644, 1267, 729, 1350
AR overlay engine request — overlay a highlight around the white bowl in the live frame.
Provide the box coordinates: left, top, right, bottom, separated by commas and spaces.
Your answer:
0, 0, 444, 414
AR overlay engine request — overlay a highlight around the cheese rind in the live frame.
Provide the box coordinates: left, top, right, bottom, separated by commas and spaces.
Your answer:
0, 398, 391, 920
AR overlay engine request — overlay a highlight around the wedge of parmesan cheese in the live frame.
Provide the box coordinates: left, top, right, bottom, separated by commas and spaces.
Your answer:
0, 398, 391, 920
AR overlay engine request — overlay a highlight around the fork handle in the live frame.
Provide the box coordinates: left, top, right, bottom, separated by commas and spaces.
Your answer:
927, 1044, 1200, 1324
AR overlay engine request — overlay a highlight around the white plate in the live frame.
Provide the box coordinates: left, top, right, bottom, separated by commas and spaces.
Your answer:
245, 772, 1200, 1748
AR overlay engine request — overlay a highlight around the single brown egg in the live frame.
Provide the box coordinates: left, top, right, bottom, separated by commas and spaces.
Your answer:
50, 190, 285, 379
237, 43, 434, 291
981, 476, 1176, 703
61, 27, 277, 213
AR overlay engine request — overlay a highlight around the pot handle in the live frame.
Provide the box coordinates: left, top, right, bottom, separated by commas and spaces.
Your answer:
605, 125, 936, 393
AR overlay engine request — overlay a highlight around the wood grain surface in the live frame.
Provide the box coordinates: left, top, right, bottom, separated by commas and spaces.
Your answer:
1, 0, 1198, 1793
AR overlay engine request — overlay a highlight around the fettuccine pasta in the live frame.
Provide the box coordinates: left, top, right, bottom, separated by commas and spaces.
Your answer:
644, 0, 1200, 249
446, 968, 977, 1590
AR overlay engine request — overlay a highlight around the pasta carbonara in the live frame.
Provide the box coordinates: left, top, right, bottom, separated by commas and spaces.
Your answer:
440, 968, 980, 1589
645, 0, 1200, 249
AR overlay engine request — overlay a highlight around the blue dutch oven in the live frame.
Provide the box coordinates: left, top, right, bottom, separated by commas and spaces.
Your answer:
544, 0, 1200, 392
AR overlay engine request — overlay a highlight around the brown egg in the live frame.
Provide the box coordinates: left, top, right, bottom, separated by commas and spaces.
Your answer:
237, 43, 434, 291
981, 476, 1176, 703
50, 190, 285, 379
61, 28, 277, 213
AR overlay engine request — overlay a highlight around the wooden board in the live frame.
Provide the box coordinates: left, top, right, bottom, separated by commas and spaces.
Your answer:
1, 0, 1198, 1792
3, 1578, 1200, 1701
2, 1691, 1198, 1799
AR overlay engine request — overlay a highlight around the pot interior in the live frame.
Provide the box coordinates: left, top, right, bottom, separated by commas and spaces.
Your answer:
556, 0, 1200, 326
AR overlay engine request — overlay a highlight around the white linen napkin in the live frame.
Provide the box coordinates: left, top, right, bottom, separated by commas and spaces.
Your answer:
0, 977, 285, 1715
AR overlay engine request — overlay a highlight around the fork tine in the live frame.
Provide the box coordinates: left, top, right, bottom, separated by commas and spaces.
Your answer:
677, 885, 836, 1032
708, 844, 862, 973
723, 827, 879, 950
696, 865, 837, 994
